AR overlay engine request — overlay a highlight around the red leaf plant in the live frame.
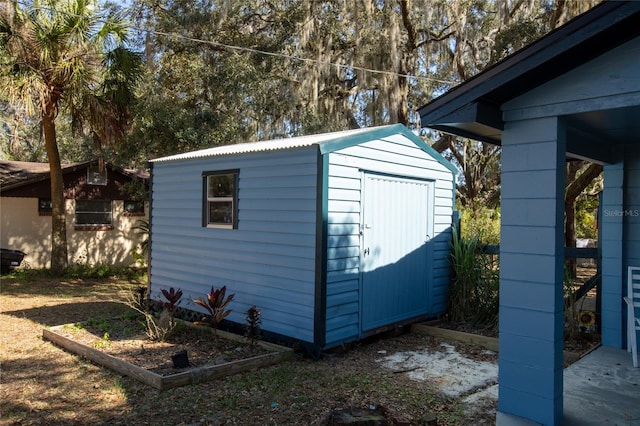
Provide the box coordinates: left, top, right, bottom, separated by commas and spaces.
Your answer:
192, 285, 235, 330
160, 287, 183, 315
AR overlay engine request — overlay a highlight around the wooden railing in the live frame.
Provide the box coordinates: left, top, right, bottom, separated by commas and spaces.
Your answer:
478, 244, 601, 325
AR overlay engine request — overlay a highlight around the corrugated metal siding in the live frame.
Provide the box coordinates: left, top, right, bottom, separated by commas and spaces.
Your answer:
151, 127, 380, 162
360, 174, 431, 330
150, 147, 318, 343
324, 134, 454, 347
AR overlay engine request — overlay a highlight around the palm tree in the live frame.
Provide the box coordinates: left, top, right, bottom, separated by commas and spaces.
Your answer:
0, 0, 142, 274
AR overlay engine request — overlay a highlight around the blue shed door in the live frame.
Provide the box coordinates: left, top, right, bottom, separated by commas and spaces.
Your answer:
361, 173, 433, 332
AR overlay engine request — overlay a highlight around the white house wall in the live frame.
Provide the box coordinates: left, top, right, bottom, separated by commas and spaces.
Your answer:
324, 134, 455, 347
0, 197, 145, 268
150, 147, 319, 343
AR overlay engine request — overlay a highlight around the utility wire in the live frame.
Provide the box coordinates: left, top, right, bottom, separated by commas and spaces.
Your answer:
145, 28, 455, 85
13, 1, 455, 85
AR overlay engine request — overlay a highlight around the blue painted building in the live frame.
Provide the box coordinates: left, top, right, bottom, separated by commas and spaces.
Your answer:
148, 124, 456, 351
419, 2, 640, 425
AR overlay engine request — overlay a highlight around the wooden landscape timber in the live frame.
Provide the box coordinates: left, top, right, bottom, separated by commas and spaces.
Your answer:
43, 322, 293, 391
411, 323, 499, 352
411, 323, 601, 365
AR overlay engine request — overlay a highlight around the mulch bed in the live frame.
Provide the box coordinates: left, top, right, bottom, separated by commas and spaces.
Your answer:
54, 315, 271, 376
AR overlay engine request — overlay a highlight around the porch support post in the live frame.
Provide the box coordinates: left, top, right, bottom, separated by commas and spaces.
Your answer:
497, 116, 566, 426
601, 161, 624, 347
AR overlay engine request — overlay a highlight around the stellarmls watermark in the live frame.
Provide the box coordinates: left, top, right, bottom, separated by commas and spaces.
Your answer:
603, 209, 640, 217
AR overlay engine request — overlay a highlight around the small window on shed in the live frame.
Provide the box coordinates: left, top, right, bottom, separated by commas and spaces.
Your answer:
38, 198, 53, 216
203, 170, 238, 229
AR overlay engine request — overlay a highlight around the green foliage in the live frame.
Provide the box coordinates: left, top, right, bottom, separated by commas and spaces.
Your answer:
564, 268, 579, 341
576, 194, 599, 239
459, 206, 500, 245
93, 332, 111, 349
0, 0, 143, 273
121, 180, 149, 203
132, 218, 150, 262
61, 264, 146, 281
448, 227, 499, 327
492, 19, 546, 62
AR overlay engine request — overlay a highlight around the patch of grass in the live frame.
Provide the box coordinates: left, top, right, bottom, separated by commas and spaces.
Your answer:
3, 275, 493, 426
93, 332, 111, 349
1, 270, 142, 300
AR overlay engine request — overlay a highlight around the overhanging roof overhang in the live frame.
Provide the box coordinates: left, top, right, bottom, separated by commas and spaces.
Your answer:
419, 1, 640, 145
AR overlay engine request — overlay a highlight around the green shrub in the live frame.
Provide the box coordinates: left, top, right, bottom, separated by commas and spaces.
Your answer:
448, 227, 499, 328
459, 206, 500, 245
62, 264, 146, 281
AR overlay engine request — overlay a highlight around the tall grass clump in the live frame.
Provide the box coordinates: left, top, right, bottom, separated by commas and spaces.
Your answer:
448, 227, 499, 328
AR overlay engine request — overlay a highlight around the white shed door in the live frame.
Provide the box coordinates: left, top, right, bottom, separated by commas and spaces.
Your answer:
361, 173, 433, 332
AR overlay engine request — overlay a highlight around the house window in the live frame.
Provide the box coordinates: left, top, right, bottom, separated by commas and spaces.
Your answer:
203, 170, 238, 229
124, 200, 145, 216
75, 200, 112, 228
38, 198, 53, 216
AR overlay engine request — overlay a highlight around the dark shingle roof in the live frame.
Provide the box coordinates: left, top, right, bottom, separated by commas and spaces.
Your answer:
0, 160, 148, 192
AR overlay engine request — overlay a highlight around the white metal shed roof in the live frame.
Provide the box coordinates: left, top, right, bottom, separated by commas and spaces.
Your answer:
150, 126, 382, 163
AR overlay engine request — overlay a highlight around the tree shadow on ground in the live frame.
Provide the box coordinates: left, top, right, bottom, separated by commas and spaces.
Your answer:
1, 353, 130, 425
3, 301, 130, 326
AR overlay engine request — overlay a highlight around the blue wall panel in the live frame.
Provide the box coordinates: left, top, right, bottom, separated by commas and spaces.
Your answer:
150, 127, 455, 349
602, 162, 625, 347
498, 117, 565, 425
323, 133, 454, 346
150, 147, 319, 343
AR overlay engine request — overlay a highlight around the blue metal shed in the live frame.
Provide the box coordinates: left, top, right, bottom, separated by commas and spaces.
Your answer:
148, 124, 456, 351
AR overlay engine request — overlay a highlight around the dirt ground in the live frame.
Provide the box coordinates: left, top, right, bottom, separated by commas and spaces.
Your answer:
0, 274, 498, 425
51, 315, 275, 376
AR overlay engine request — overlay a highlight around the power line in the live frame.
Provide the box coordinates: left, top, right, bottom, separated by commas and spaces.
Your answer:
144, 28, 455, 85
13, 0, 455, 85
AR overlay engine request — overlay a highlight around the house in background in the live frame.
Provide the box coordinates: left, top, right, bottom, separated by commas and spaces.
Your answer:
148, 124, 456, 352
419, 2, 640, 425
0, 160, 149, 269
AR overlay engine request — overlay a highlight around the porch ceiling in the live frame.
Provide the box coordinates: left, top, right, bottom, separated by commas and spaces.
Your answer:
566, 105, 640, 145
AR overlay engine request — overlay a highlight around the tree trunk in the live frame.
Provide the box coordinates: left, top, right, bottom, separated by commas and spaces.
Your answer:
42, 101, 68, 274
565, 197, 577, 279
564, 162, 602, 279
564, 163, 580, 279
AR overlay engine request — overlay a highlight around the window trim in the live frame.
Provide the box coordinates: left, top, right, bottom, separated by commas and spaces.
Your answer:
38, 198, 53, 216
123, 200, 146, 216
202, 169, 239, 229
74, 199, 113, 230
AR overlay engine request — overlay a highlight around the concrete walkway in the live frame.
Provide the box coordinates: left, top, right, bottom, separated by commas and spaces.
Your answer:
564, 346, 640, 425
498, 346, 640, 425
